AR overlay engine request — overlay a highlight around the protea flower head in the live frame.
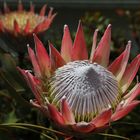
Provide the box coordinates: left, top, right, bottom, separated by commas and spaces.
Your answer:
0, 1, 56, 36
0, 1, 56, 52
19, 21, 140, 138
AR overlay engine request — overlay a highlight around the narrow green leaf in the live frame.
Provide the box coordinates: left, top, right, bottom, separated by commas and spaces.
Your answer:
2, 125, 55, 140
0, 123, 65, 136
98, 133, 130, 140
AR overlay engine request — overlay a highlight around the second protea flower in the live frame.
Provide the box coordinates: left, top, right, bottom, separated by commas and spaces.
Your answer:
19, 21, 140, 139
0, 1, 56, 53
0, 1, 56, 36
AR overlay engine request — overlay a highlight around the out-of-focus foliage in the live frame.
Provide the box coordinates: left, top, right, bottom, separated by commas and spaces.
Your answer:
116, 9, 140, 55
81, 11, 110, 48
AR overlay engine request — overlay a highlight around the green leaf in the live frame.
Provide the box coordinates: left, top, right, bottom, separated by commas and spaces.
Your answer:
0, 123, 65, 140
1, 123, 65, 135
3, 125, 55, 140
98, 133, 130, 140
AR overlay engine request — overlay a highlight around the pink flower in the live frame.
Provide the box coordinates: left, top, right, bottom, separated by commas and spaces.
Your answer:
19, 21, 140, 139
0, 1, 56, 36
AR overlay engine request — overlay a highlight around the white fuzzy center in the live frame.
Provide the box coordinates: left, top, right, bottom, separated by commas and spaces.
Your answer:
49, 60, 119, 121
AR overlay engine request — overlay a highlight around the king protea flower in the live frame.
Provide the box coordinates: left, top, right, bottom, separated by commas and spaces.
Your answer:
0, 1, 56, 52
0, 1, 56, 36
18, 21, 140, 139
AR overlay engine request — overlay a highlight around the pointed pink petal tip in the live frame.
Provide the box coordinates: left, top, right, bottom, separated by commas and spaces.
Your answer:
93, 24, 111, 67
40, 4, 47, 16
121, 54, 140, 92
18, 0, 23, 11
78, 19, 82, 25
64, 24, 68, 30
30, 99, 41, 108
27, 46, 41, 77
48, 7, 55, 19
30, 1, 34, 12
49, 41, 66, 70
30, 99, 49, 116
124, 83, 140, 105
111, 100, 140, 121
61, 98, 75, 124
61, 24, 72, 62
24, 20, 30, 33
14, 19, 20, 33
107, 24, 112, 28
17, 66, 27, 77
47, 104, 65, 125
92, 109, 112, 128
95, 28, 99, 32
71, 20, 88, 60
33, 34, 50, 77
90, 28, 99, 61
108, 41, 131, 81
3, 1, 10, 13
